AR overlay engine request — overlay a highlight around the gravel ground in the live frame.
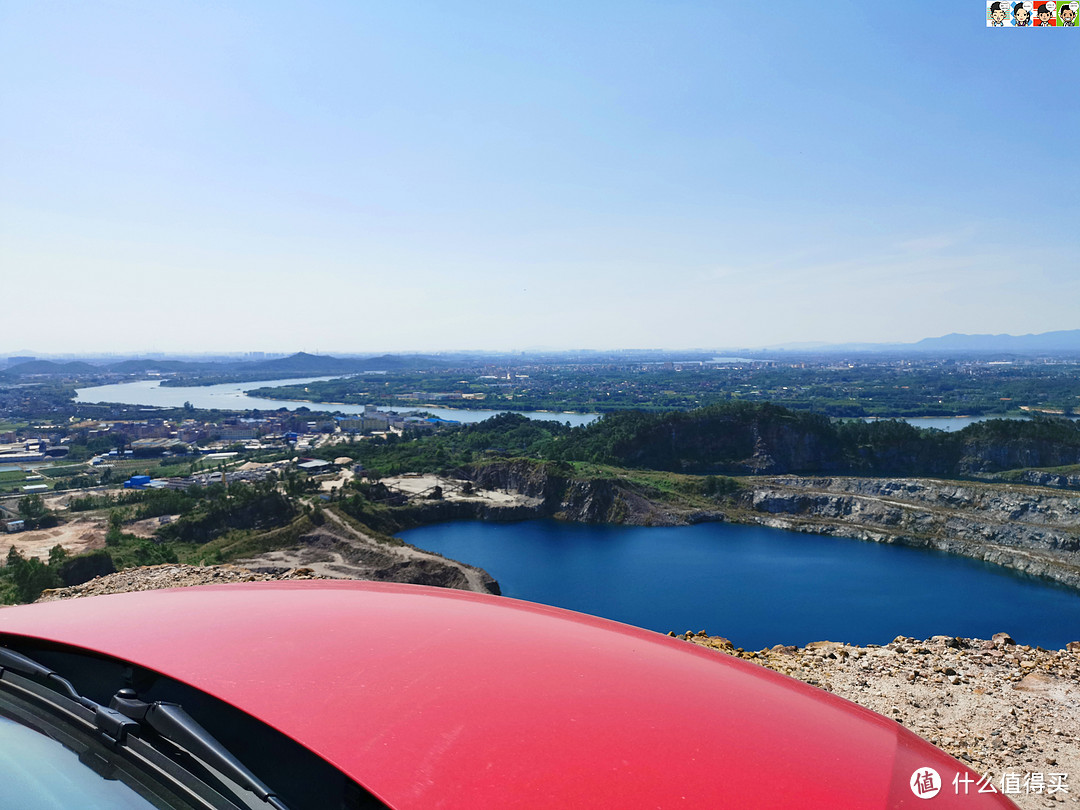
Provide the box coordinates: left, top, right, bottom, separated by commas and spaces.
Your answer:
33, 563, 328, 601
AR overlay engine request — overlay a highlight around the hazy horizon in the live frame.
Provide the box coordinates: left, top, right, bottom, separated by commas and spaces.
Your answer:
3, 2, 1077, 354
8, 326, 1080, 361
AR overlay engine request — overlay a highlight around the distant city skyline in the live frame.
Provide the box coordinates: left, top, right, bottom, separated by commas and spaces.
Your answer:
3, 2, 1077, 354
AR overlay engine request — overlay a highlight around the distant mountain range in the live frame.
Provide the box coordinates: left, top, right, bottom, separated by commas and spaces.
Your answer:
756, 330, 1080, 356
0, 352, 448, 378
909, 330, 1080, 353
5, 331, 1080, 376
2, 360, 102, 375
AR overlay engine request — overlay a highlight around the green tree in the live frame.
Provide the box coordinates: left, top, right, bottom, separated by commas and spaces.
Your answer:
2, 547, 59, 603
112, 432, 130, 455
106, 510, 124, 547
18, 494, 47, 520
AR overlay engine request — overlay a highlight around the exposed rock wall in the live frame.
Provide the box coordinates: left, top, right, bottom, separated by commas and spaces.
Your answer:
469, 459, 568, 501
742, 477, 1080, 589
1009, 470, 1080, 491
465, 460, 712, 526
959, 438, 1080, 474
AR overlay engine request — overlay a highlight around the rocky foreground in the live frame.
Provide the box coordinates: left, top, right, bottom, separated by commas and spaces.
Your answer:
33, 563, 329, 599
680, 631, 1079, 809
30, 565, 1079, 809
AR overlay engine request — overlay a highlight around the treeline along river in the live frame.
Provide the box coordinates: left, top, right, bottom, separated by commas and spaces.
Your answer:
400, 520, 1080, 650
74, 379, 1072, 431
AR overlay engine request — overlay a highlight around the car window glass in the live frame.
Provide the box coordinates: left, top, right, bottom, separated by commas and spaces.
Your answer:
0, 715, 158, 809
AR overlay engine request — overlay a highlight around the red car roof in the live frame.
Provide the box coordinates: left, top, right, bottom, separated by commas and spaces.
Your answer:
0, 581, 1016, 809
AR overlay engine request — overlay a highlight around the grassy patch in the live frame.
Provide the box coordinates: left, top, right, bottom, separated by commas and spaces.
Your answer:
173, 514, 316, 565
565, 462, 740, 507
38, 464, 92, 479
156, 460, 196, 478
98, 459, 169, 476
326, 505, 403, 546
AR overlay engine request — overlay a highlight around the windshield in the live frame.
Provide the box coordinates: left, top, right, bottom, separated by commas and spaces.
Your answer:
0, 714, 159, 810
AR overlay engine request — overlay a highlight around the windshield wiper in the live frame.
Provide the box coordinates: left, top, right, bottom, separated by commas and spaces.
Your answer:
0, 646, 290, 810
110, 688, 288, 810
0, 647, 140, 743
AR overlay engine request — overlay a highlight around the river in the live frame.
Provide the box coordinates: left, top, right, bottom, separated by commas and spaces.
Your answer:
400, 519, 1080, 650
75, 379, 1052, 432
73, 379, 600, 426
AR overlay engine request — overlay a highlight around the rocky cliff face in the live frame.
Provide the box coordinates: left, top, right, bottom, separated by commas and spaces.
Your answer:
470, 460, 568, 501
552, 478, 699, 525
465, 460, 715, 526
742, 477, 1080, 589
1007, 470, 1080, 491
959, 438, 1080, 474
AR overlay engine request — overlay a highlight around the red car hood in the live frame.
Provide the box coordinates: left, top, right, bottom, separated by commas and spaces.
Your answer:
0, 581, 1016, 809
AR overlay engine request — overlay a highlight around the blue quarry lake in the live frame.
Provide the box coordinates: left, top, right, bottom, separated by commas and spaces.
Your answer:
399, 520, 1080, 650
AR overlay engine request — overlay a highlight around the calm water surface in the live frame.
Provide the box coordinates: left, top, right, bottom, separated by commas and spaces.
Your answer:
860, 415, 1079, 432
74, 379, 599, 426
400, 520, 1080, 649
76, 379, 1057, 431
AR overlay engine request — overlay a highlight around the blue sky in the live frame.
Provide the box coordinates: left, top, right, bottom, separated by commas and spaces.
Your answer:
2, 1, 1077, 354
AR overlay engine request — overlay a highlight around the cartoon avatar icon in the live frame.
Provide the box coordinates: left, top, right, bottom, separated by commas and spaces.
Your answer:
1014, 1, 1032, 23
1035, 1, 1056, 23
1060, 2, 1077, 24
989, 1, 1010, 23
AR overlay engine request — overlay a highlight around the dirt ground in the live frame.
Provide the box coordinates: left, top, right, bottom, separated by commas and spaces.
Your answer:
125, 515, 181, 539
2, 518, 107, 560
234, 509, 496, 593
319, 468, 355, 493
381, 474, 537, 506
